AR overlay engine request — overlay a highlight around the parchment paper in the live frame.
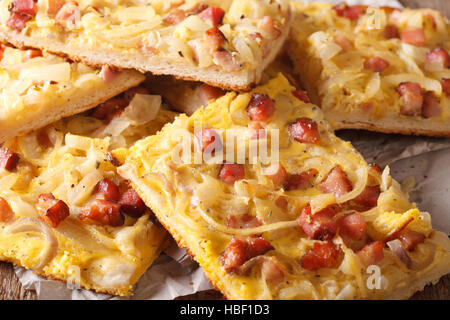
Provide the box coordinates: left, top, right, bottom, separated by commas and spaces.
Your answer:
15, 0, 450, 300
15, 240, 214, 300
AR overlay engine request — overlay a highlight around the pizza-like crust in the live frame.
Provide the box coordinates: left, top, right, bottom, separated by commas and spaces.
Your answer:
0, 0, 291, 91
0, 93, 178, 296
116, 74, 450, 300
0, 45, 144, 143
287, 2, 450, 137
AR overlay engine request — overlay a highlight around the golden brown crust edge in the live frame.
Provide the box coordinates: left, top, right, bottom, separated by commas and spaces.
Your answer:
0, 32, 251, 91
328, 115, 450, 138
0, 71, 145, 143
0, 11, 291, 93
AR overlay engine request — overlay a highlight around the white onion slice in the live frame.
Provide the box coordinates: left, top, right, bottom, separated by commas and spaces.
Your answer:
197, 206, 298, 236
387, 239, 412, 268
309, 31, 342, 60
68, 170, 102, 206
5, 217, 58, 270
123, 94, 161, 126
20, 63, 71, 82
383, 74, 442, 95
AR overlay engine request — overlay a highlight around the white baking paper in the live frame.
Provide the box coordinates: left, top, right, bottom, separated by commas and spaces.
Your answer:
389, 148, 450, 234
15, 0, 450, 300
14, 239, 213, 300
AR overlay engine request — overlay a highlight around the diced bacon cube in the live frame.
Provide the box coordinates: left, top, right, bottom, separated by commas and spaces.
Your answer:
364, 56, 389, 72
288, 118, 320, 144
398, 229, 425, 251
396, 82, 424, 116
426, 48, 450, 68
338, 213, 366, 240
285, 169, 318, 191
199, 6, 225, 27
400, 28, 426, 47
333, 3, 365, 21
11, 0, 37, 16
93, 178, 120, 202
301, 242, 343, 271
79, 199, 124, 227
299, 205, 340, 241
118, 189, 147, 218
0, 197, 14, 223
356, 241, 384, 266
219, 163, 245, 184
292, 89, 310, 103
205, 27, 226, 52
55, 1, 79, 24
7, 12, 31, 32
319, 166, 353, 198
0, 147, 19, 171
220, 236, 274, 273
37, 193, 70, 228
246, 94, 276, 122
384, 24, 399, 39
352, 185, 380, 208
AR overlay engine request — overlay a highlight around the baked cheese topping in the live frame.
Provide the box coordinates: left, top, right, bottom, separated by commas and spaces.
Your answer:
117, 74, 450, 299
0, 44, 107, 120
0, 90, 177, 296
0, 0, 291, 72
0, 43, 145, 143
289, 2, 450, 122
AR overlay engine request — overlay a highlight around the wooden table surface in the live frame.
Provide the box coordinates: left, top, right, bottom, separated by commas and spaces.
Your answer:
1, 0, 449, 300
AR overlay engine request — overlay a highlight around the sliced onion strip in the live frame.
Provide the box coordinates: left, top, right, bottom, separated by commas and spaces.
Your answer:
197, 207, 298, 236
5, 217, 58, 270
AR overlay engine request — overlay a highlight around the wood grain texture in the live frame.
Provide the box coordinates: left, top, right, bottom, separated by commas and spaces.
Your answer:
0, 262, 35, 300
0, 0, 449, 300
